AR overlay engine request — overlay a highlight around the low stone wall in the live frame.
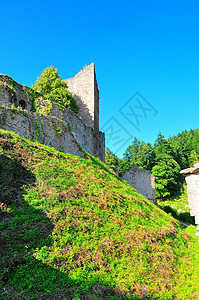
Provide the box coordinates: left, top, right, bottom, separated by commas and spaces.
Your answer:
120, 164, 156, 202
180, 163, 199, 236
0, 106, 86, 158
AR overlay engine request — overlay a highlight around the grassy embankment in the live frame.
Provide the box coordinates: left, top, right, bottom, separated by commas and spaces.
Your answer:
158, 189, 195, 226
0, 128, 199, 300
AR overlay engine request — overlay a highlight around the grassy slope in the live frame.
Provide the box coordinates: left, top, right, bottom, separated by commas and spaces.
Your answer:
158, 190, 195, 225
0, 129, 199, 300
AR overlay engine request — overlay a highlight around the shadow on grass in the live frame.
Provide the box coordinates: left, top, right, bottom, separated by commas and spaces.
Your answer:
0, 154, 145, 300
159, 205, 194, 225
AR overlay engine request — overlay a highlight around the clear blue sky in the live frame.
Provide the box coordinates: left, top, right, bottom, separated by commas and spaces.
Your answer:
1, 0, 199, 157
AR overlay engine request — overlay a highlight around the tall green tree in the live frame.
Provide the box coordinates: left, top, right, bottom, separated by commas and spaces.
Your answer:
154, 132, 175, 158
105, 148, 126, 175
123, 137, 155, 170
32, 66, 79, 113
152, 154, 182, 199
152, 133, 183, 198
105, 148, 119, 172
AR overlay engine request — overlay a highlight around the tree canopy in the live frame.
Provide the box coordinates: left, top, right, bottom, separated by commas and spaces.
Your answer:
32, 66, 79, 114
105, 128, 199, 199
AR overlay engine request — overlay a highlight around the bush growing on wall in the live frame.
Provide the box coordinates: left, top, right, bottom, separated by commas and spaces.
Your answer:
32, 66, 79, 114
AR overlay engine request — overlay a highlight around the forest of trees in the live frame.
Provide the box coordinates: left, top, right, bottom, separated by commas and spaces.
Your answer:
105, 128, 199, 199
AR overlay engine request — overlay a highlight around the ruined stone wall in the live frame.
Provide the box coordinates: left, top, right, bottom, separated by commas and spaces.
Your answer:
50, 102, 99, 157
64, 63, 101, 158
120, 164, 156, 202
180, 163, 199, 236
93, 71, 99, 157
185, 173, 199, 217
0, 74, 36, 111
0, 65, 105, 162
66, 63, 98, 129
0, 106, 86, 158
99, 131, 105, 162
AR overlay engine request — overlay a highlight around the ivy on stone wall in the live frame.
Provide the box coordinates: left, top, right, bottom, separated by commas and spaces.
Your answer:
35, 116, 40, 140
2, 111, 7, 125
0, 79, 17, 104
56, 125, 62, 136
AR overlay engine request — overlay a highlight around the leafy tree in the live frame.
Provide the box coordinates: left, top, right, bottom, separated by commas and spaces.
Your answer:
171, 131, 190, 169
105, 148, 119, 172
32, 66, 79, 113
170, 128, 199, 168
117, 159, 125, 175
154, 132, 175, 158
123, 137, 155, 170
152, 154, 182, 199
188, 129, 199, 165
105, 148, 128, 175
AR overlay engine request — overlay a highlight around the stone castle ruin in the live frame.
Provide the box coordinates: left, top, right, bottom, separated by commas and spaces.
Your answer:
0, 63, 155, 202
0, 63, 105, 161
180, 163, 199, 236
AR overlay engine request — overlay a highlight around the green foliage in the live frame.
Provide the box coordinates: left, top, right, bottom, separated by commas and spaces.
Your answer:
171, 128, 199, 167
123, 137, 155, 171
105, 148, 119, 172
158, 187, 195, 225
152, 157, 181, 199
152, 134, 182, 199
2, 111, 7, 125
55, 125, 62, 136
0, 78, 17, 103
9, 77, 14, 87
0, 129, 199, 299
119, 129, 199, 200
67, 122, 72, 132
105, 149, 127, 175
34, 116, 40, 140
32, 66, 79, 114
26, 88, 40, 112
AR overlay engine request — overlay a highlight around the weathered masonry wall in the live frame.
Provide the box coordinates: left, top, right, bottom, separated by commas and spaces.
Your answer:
185, 172, 199, 218
180, 163, 199, 236
50, 102, 100, 157
120, 164, 156, 202
66, 63, 99, 130
0, 74, 40, 111
0, 106, 86, 158
99, 131, 105, 162
0, 68, 105, 161
0, 80, 98, 158
60, 63, 103, 159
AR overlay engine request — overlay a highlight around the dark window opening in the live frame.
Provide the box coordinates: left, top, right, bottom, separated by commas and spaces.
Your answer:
19, 100, 27, 109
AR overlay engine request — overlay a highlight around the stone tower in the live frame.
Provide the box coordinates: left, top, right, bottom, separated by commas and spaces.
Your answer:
65, 63, 100, 157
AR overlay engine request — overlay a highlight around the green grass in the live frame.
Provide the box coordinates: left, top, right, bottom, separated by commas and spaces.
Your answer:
158, 190, 195, 225
0, 129, 199, 299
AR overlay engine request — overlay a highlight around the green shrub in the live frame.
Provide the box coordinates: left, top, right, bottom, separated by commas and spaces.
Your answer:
32, 66, 79, 114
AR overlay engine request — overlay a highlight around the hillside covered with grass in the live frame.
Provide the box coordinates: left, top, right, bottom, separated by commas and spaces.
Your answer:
0, 129, 199, 300
158, 190, 195, 226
